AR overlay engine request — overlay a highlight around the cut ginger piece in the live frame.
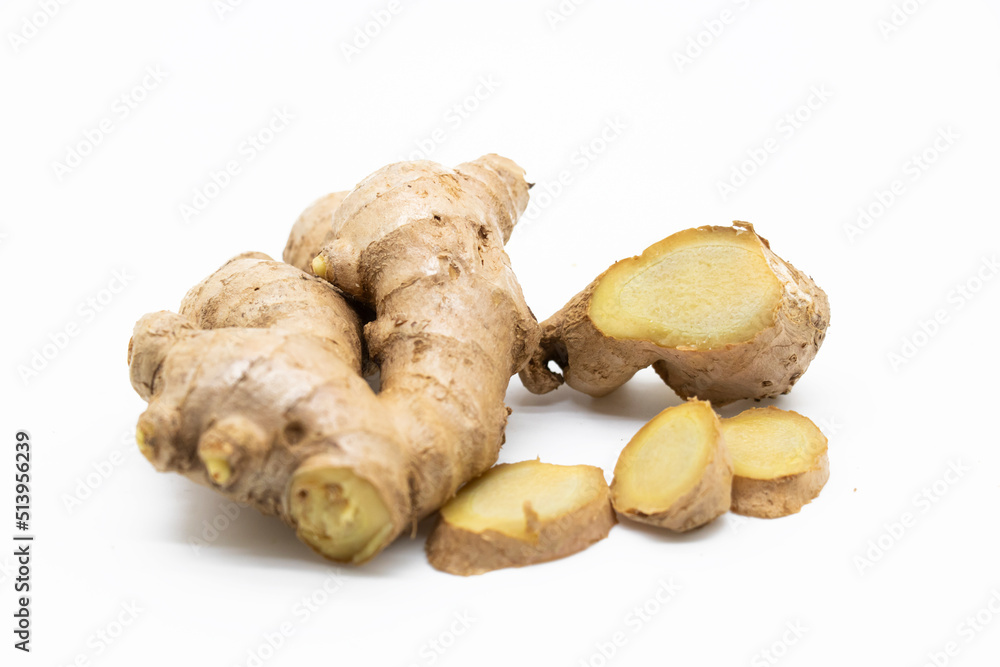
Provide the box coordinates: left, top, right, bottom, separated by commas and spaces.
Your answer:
611, 400, 732, 532
520, 223, 830, 405
590, 227, 784, 349
721, 407, 829, 518
426, 460, 615, 576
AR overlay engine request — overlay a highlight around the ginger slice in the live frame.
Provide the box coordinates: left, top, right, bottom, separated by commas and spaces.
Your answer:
611, 400, 733, 532
426, 460, 615, 576
721, 407, 829, 518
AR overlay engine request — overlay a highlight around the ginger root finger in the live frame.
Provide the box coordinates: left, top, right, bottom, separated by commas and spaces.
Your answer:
283, 191, 350, 272
311, 154, 540, 518
721, 407, 829, 518
520, 223, 830, 405
611, 400, 732, 532
179, 251, 366, 373
426, 460, 615, 576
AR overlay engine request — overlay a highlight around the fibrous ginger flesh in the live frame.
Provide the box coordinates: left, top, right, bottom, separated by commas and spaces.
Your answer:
589, 229, 783, 349
440, 461, 606, 540
721, 409, 827, 480
613, 402, 717, 512
289, 466, 393, 563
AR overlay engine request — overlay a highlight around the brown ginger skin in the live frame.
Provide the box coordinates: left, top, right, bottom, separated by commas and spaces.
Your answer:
128, 155, 540, 564
520, 223, 830, 406
283, 191, 350, 273
426, 494, 615, 576
730, 460, 830, 518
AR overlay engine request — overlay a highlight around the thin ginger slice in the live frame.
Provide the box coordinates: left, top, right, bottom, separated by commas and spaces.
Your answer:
721, 407, 829, 518
611, 400, 733, 532
426, 460, 615, 575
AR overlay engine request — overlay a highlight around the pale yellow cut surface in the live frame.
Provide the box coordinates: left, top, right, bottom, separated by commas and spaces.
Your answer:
589, 227, 783, 349
289, 467, 393, 564
440, 461, 607, 540
721, 408, 827, 480
613, 401, 717, 512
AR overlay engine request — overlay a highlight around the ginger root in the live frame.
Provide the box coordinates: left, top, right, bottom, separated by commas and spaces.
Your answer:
721, 407, 829, 518
611, 400, 732, 532
128, 155, 540, 564
426, 460, 615, 575
520, 223, 830, 405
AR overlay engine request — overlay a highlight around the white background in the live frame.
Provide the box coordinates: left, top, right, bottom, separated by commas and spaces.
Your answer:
3, 1, 1000, 665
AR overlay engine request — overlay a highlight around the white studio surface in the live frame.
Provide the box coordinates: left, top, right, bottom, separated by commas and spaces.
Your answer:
2, 1, 999, 666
